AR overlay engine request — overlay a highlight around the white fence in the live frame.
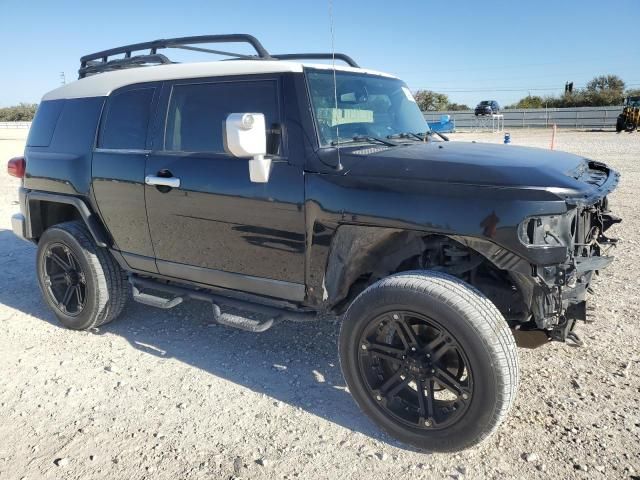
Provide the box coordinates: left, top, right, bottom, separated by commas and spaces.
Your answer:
423, 106, 623, 130
0, 122, 31, 129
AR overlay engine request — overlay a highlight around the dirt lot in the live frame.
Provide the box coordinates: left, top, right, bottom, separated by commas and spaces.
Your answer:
1, 128, 638, 480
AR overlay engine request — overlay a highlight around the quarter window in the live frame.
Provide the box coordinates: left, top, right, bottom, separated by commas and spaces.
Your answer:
99, 88, 155, 149
164, 80, 279, 153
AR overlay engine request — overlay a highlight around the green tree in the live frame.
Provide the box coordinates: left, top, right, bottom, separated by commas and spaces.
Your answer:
625, 88, 640, 98
507, 95, 545, 109
414, 90, 449, 111
0, 103, 38, 121
507, 74, 628, 109
446, 102, 471, 111
586, 75, 625, 95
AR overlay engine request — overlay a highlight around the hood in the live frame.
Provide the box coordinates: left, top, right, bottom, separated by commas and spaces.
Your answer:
341, 141, 613, 197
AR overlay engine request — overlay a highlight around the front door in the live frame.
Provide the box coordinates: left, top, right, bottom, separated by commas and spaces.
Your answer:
145, 76, 306, 301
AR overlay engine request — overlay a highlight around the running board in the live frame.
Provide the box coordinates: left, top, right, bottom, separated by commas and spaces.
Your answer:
132, 285, 183, 309
129, 276, 316, 332
212, 304, 277, 333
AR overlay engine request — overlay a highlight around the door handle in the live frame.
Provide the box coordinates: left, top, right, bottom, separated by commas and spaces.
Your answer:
145, 175, 181, 188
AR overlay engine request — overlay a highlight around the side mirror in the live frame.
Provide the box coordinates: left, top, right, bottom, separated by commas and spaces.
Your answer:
225, 113, 271, 183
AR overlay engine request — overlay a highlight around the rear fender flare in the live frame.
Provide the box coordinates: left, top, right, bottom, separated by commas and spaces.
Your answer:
25, 191, 110, 247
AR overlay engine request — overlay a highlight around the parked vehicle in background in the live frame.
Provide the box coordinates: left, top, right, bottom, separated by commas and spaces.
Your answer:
475, 100, 500, 116
8, 34, 621, 453
616, 95, 640, 132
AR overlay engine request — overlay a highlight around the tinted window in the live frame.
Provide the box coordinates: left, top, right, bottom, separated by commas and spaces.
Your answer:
165, 80, 279, 153
99, 88, 155, 149
27, 100, 65, 147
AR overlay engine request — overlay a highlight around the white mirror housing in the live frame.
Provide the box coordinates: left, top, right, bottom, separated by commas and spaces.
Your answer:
225, 113, 271, 183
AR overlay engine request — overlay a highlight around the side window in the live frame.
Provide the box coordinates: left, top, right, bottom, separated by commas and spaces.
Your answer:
27, 100, 65, 147
99, 88, 155, 149
164, 80, 279, 154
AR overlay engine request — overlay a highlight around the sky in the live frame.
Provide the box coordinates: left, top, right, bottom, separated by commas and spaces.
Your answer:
1, 0, 639, 108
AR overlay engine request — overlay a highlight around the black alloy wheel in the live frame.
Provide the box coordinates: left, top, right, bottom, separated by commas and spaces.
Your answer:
36, 221, 128, 330
41, 242, 87, 316
358, 310, 473, 430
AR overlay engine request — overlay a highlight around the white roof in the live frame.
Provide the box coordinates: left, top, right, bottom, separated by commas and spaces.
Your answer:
43, 60, 397, 101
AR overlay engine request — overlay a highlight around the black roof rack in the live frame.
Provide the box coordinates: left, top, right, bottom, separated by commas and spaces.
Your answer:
271, 53, 359, 68
78, 34, 360, 78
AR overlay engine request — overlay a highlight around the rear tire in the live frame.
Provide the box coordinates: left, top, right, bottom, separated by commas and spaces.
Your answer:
339, 271, 519, 452
36, 221, 128, 330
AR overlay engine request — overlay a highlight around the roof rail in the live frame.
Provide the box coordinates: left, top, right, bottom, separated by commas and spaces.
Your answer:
271, 53, 359, 68
79, 34, 272, 78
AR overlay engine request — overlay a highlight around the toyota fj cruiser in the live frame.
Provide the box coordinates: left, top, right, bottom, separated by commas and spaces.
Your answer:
9, 34, 621, 452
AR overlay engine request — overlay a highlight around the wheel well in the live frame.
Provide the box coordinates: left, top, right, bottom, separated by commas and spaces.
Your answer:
325, 226, 528, 322
29, 200, 84, 241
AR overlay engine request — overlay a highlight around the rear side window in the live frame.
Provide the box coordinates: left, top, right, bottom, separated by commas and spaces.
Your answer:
99, 88, 155, 149
27, 100, 64, 147
164, 80, 279, 153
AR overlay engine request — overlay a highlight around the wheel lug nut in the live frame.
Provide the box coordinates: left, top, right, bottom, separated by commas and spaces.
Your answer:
424, 419, 432, 427
431, 369, 435, 374
411, 347, 416, 352
376, 395, 382, 401
361, 344, 367, 350
426, 354, 431, 358
462, 393, 469, 400
392, 314, 399, 320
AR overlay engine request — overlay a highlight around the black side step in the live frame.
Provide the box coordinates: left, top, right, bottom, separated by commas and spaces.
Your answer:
129, 276, 316, 332
132, 285, 183, 309
212, 304, 277, 333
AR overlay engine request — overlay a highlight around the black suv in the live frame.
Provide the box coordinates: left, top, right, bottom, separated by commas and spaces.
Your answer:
8, 34, 621, 452
475, 100, 500, 116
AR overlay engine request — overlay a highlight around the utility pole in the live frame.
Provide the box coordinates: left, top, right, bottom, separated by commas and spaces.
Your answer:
60, 72, 66, 85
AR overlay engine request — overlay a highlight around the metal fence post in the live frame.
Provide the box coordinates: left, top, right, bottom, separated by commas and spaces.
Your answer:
545, 107, 548, 128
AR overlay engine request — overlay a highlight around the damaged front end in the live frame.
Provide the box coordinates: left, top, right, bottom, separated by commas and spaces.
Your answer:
518, 166, 621, 344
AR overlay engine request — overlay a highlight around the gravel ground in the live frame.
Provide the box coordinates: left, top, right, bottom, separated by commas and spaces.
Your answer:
0, 128, 638, 480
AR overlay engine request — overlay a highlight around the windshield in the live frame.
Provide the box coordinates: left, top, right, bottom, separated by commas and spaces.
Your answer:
306, 69, 428, 146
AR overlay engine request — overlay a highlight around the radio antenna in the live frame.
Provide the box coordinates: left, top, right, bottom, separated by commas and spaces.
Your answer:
328, 0, 343, 171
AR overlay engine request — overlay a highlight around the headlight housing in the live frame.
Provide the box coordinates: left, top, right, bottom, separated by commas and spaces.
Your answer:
518, 211, 576, 248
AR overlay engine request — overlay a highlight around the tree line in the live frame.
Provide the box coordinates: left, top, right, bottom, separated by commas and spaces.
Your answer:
414, 75, 639, 112
0, 103, 38, 121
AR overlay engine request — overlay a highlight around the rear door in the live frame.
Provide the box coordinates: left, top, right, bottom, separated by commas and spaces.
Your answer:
144, 75, 306, 301
92, 83, 159, 272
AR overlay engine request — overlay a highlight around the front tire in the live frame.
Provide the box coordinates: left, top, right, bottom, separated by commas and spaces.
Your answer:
36, 221, 128, 330
339, 271, 519, 452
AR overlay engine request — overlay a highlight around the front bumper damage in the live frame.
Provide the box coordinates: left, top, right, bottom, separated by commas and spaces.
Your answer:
528, 197, 621, 343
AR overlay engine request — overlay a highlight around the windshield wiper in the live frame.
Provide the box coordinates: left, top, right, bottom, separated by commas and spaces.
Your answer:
388, 131, 450, 142
425, 131, 450, 142
402, 131, 450, 142
387, 132, 424, 141
331, 135, 398, 147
